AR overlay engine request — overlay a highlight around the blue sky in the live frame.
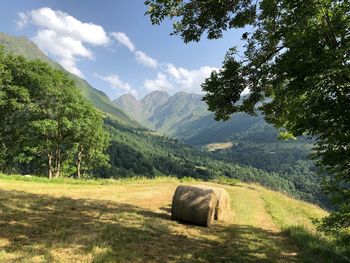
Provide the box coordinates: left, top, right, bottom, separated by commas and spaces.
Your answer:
0, 0, 244, 99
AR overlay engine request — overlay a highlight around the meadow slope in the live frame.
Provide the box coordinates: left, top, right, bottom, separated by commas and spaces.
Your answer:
0, 176, 347, 263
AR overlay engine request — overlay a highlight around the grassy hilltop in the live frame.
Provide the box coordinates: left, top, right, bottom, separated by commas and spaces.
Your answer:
0, 175, 348, 263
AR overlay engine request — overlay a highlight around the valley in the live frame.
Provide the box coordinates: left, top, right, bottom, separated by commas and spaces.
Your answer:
114, 91, 314, 171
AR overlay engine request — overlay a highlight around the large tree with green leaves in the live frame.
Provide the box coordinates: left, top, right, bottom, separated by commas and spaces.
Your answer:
0, 50, 33, 172
0, 49, 110, 178
145, 0, 350, 231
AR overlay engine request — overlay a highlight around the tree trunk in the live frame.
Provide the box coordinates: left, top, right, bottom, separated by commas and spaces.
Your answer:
54, 147, 61, 178
77, 144, 83, 179
48, 154, 53, 179
55, 162, 60, 178
55, 120, 61, 178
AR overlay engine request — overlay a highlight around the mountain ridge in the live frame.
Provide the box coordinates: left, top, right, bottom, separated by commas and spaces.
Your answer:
115, 91, 209, 134
114, 90, 272, 144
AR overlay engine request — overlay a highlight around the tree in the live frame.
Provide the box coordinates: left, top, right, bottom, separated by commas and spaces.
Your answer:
0, 48, 12, 170
145, 0, 350, 231
71, 102, 110, 179
0, 50, 33, 173
0, 49, 110, 178
5, 57, 81, 178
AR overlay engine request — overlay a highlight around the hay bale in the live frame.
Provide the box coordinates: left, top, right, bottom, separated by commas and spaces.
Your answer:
185, 185, 231, 222
199, 185, 231, 222
171, 185, 217, 226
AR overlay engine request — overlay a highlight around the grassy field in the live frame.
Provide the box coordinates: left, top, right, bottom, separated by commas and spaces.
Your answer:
0, 175, 348, 263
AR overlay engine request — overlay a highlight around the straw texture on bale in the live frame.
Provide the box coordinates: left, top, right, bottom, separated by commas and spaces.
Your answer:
197, 185, 231, 222
171, 185, 217, 227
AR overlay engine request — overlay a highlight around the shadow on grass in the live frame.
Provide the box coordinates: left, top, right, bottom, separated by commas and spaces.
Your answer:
0, 188, 338, 262
159, 205, 172, 214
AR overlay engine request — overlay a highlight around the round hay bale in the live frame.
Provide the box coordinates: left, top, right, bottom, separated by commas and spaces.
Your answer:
171, 185, 217, 227
197, 185, 231, 222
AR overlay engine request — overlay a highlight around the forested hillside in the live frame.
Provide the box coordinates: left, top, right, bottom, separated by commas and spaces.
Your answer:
101, 118, 326, 206
115, 91, 314, 175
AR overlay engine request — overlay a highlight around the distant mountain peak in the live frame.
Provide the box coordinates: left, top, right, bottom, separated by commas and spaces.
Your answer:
173, 91, 189, 95
142, 90, 170, 102
118, 93, 137, 100
148, 90, 170, 96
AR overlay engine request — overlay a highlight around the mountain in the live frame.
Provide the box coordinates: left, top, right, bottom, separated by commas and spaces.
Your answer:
114, 94, 142, 121
115, 91, 208, 134
141, 90, 170, 119
114, 91, 171, 128
149, 92, 208, 133
0, 32, 138, 127
115, 91, 279, 144
115, 91, 314, 174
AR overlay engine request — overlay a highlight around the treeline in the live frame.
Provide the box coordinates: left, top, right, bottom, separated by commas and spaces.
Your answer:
215, 143, 312, 172
211, 142, 328, 207
0, 49, 109, 178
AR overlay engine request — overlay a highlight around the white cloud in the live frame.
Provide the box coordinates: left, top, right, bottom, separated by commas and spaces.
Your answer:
108, 32, 216, 95
32, 29, 93, 77
25, 7, 109, 45
16, 12, 29, 28
165, 63, 217, 93
16, 7, 109, 77
111, 32, 135, 52
144, 64, 217, 94
135, 50, 158, 68
144, 73, 173, 92
111, 31, 158, 69
95, 73, 138, 97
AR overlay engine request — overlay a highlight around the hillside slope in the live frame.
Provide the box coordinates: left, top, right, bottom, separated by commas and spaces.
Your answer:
114, 91, 306, 147
0, 32, 138, 127
0, 175, 347, 262
115, 91, 314, 174
114, 91, 172, 128
114, 91, 208, 134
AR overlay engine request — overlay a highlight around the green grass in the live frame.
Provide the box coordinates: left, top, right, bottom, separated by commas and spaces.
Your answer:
0, 175, 348, 262
260, 187, 350, 262
0, 174, 198, 186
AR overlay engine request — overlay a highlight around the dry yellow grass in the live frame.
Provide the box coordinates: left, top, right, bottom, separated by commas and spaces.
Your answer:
0, 176, 344, 263
205, 142, 234, 151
